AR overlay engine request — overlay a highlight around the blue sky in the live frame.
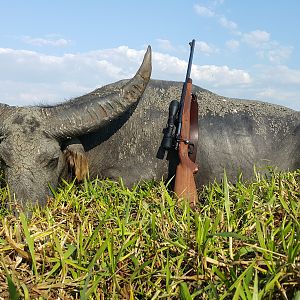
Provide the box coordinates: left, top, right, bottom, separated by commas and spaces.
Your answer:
0, 0, 299, 110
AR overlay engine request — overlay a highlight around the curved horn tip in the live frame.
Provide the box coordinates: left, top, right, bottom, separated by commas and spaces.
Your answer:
137, 45, 152, 80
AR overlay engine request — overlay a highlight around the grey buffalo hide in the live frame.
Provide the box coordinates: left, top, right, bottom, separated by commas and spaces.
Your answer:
81, 79, 300, 189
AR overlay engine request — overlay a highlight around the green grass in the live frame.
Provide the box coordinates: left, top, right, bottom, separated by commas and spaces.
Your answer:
0, 170, 299, 299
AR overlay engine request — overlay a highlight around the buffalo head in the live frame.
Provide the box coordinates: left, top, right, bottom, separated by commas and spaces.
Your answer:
0, 46, 152, 213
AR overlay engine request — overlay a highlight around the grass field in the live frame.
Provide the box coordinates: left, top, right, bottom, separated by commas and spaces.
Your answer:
0, 170, 299, 299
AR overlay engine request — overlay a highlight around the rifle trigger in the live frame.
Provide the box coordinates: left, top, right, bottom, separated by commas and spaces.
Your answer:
188, 143, 195, 155
177, 138, 195, 154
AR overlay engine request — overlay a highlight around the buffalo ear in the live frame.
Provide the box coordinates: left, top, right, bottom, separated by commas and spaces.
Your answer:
63, 139, 89, 181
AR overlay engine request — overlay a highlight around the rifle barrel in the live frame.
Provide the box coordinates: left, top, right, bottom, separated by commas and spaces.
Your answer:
176, 39, 196, 143
185, 39, 195, 82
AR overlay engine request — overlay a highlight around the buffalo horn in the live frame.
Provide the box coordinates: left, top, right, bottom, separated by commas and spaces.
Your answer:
42, 46, 152, 139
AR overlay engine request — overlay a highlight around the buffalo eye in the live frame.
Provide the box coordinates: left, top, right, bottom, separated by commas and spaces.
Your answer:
46, 157, 59, 169
0, 145, 12, 168
0, 157, 7, 169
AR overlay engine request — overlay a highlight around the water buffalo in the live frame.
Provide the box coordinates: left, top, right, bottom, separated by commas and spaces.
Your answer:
0, 45, 299, 213
84, 79, 299, 188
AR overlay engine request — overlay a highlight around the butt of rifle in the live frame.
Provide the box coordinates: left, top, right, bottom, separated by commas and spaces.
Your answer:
174, 162, 198, 207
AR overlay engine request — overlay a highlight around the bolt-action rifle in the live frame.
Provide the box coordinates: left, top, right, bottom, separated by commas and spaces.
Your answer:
161, 39, 199, 206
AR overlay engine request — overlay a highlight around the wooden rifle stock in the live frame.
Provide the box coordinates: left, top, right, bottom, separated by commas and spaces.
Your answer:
174, 79, 198, 206
161, 39, 198, 206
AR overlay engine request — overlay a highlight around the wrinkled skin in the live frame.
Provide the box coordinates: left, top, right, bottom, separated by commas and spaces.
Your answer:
0, 108, 67, 209
83, 80, 300, 187
0, 75, 299, 214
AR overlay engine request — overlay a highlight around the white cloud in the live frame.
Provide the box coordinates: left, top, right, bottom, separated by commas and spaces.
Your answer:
194, 3, 293, 65
242, 30, 293, 63
0, 80, 92, 106
0, 46, 299, 110
0, 46, 253, 105
192, 65, 251, 87
196, 41, 218, 55
255, 87, 293, 99
22, 35, 71, 47
193, 4, 215, 17
194, 3, 238, 34
266, 45, 293, 64
218, 16, 237, 30
242, 30, 270, 48
236, 64, 300, 110
212, 0, 224, 5
133, 51, 251, 87
226, 39, 240, 51
138, 51, 251, 87
0, 46, 146, 105
156, 39, 218, 56
152, 52, 187, 75
256, 65, 300, 85
193, 3, 292, 66
156, 39, 175, 51
254, 87, 300, 110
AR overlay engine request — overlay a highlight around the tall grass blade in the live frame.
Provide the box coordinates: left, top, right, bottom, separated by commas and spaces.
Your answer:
223, 171, 233, 259
80, 240, 108, 299
20, 212, 37, 277
180, 282, 192, 300
253, 269, 259, 300
0, 170, 299, 299
7, 275, 20, 300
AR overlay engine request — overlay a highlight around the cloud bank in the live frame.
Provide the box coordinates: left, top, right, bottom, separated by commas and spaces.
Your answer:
0, 44, 298, 110
21, 35, 71, 47
0, 46, 253, 106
